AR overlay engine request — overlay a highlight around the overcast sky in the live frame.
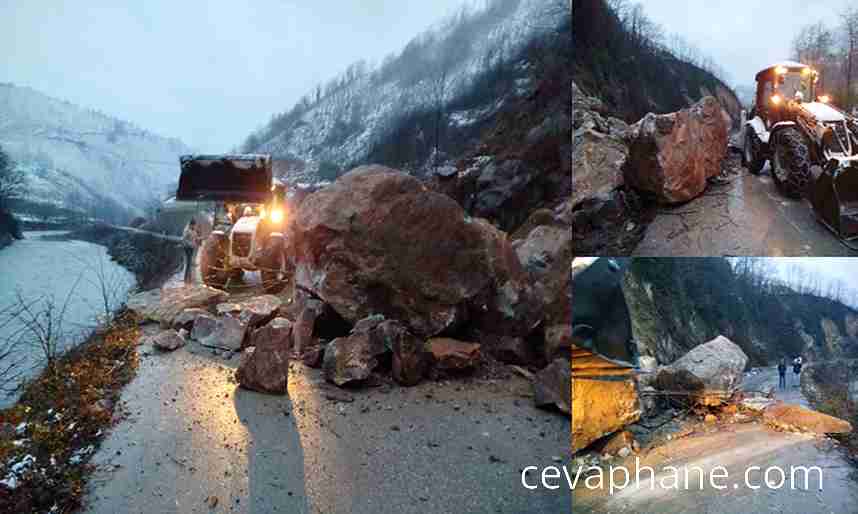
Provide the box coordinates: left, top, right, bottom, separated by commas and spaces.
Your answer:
0, 0, 472, 152
641, 0, 847, 88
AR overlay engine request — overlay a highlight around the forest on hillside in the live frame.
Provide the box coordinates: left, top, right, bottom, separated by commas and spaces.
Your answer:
574, 0, 737, 121
240, 0, 568, 179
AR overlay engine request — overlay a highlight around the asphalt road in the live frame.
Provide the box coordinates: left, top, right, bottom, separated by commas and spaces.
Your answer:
634, 157, 857, 257
81, 327, 570, 514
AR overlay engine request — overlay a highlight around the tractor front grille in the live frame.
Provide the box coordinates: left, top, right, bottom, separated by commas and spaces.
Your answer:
232, 233, 252, 258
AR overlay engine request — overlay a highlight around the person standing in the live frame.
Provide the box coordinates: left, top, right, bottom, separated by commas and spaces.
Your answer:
792, 356, 803, 388
182, 218, 201, 284
777, 358, 787, 390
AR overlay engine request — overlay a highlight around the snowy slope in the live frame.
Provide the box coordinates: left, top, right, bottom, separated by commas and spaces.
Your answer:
0, 83, 192, 216
247, 0, 560, 178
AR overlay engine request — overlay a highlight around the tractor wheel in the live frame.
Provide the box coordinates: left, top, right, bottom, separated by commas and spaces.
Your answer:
771, 127, 812, 199
259, 234, 288, 294
742, 129, 766, 175
199, 232, 228, 289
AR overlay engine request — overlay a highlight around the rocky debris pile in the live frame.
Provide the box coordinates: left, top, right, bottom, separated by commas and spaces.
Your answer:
623, 96, 730, 204
763, 403, 853, 435
571, 82, 651, 255
130, 166, 568, 407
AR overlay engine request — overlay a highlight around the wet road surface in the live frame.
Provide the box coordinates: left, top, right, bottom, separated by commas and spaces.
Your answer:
573, 365, 858, 513
81, 327, 570, 514
634, 159, 857, 256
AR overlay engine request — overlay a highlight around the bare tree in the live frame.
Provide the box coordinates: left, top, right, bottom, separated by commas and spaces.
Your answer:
840, 6, 858, 108
13, 273, 84, 374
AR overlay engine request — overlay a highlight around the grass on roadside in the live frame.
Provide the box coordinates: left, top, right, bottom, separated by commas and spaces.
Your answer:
0, 309, 141, 513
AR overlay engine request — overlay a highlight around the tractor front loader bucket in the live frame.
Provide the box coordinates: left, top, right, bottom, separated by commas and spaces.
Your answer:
571, 257, 639, 370
811, 158, 858, 242
177, 154, 273, 203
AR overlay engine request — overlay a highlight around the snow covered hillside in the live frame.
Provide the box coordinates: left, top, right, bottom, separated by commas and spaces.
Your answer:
0, 83, 192, 220
243, 0, 564, 181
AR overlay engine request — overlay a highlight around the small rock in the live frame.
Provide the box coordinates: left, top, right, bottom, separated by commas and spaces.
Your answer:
151, 330, 185, 352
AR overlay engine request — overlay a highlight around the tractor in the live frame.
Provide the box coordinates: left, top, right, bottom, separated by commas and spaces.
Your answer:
176, 154, 291, 293
742, 61, 858, 243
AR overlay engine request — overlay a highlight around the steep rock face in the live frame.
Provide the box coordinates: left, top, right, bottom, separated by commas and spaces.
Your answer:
623, 96, 729, 204
622, 259, 858, 366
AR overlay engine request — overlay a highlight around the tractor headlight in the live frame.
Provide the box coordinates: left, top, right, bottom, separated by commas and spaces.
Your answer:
270, 208, 285, 224
819, 95, 831, 104
771, 94, 782, 105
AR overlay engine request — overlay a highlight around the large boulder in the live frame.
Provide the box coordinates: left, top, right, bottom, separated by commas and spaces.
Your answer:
655, 335, 748, 406
289, 166, 541, 338
190, 313, 247, 351
763, 403, 852, 434
127, 284, 227, 327
236, 336, 290, 395
623, 96, 729, 204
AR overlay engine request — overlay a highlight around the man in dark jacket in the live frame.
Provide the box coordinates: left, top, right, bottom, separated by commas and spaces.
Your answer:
792, 356, 803, 388
777, 358, 787, 390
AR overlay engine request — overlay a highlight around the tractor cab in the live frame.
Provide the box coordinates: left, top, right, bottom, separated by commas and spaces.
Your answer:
752, 61, 819, 129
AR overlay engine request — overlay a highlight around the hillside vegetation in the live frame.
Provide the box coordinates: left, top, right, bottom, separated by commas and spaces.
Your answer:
624, 258, 858, 367
573, 0, 741, 124
241, 0, 567, 184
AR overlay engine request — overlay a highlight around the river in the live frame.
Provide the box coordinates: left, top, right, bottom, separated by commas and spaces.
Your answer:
0, 231, 136, 408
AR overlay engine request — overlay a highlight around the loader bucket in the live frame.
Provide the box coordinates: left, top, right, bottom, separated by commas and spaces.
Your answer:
571, 257, 639, 368
176, 154, 273, 203
811, 160, 858, 241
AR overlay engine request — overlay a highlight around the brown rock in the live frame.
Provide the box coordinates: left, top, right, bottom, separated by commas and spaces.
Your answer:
248, 317, 292, 350
376, 320, 427, 386
704, 414, 717, 424
322, 318, 389, 386
427, 338, 481, 372
151, 330, 185, 352
544, 324, 572, 363
763, 403, 852, 434
624, 96, 729, 204
292, 296, 325, 357
534, 358, 571, 413
235, 337, 290, 395
289, 166, 541, 337
572, 128, 627, 206
191, 314, 247, 351
171, 308, 209, 332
